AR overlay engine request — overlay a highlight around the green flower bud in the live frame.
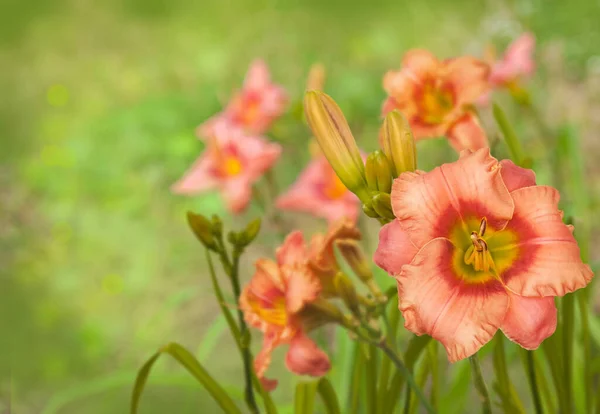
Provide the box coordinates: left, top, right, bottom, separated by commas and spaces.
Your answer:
380, 110, 417, 177
371, 192, 395, 220
187, 212, 217, 250
365, 150, 393, 194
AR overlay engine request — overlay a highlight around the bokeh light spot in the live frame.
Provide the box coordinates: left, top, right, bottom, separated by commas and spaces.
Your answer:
47, 84, 69, 107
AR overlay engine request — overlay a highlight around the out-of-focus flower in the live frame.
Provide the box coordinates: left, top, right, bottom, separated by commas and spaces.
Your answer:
382, 50, 490, 152
276, 156, 360, 224
479, 33, 536, 105
172, 122, 281, 214
304, 91, 370, 203
240, 232, 334, 390
198, 60, 288, 137
375, 149, 593, 362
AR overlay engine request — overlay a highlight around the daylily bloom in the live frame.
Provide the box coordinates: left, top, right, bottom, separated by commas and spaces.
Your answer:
382, 50, 490, 152
276, 156, 360, 224
375, 149, 593, 362
197, 60, 288, 137
172, 122, 281, 214
240, 232, 332, 390
479, 33, 536, 105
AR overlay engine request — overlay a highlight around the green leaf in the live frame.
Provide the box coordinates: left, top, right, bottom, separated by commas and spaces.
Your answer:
130, 342, 241, 414
493, 103, 525, 166
196, 313, 227, 362
348, 343, 365, 414
493, 335, 525, 414
317, 378, 341, 414
294, 381, 318, 414
365, 343, 379, 413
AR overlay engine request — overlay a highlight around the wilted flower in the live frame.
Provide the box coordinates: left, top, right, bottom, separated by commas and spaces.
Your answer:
382, 50, 490, 152
276, 156, 360, 224
375, 149, 593, 362
479, 33, 536, 105
198, 60, 288, 137
240, 232, 334, 390
172, 122, 281, 213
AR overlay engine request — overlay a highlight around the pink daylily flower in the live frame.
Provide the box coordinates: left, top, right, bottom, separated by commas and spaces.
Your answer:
172, 122, 281, 214
382, 49, 490, 152
240, 232, 330, 390
276, 156, 360, 224
198, 60, 288, 137
375, 148, 593, 362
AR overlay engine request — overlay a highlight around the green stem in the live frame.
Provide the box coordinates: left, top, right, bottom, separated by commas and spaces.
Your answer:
578, 292, 592, 413
562, 293, 575, 413
469, 353, 492, 414
493, 103, 525, 167
525, 351, 543, 414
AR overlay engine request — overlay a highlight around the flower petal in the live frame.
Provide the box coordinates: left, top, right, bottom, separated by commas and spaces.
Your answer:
499, 159, 536, 192
446, 112, 489, 152
501, 293, 556, 349
284, 265, 321, 314
254, 328, 283, 390
285, 333, 331, 377
443, 57, 490, 105
502, 186, 593, 296
276, 231, 307, 267
401, 49, 439, 77
244, 59, 271, 90
374, 220, 418, 275
222, 178, 253, 214
391, 148, 514, 248
171, 155, 219, 194
397, 238, 509, 362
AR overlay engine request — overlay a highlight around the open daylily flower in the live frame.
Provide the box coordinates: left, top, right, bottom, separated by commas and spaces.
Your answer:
479, 33, 536, 105
374, 149, 593, 362
240, 232, 330, 390
172, 122, 281, 214
276, 156, 360, 224
197, 60, 288, 137
382, 50, 490, 152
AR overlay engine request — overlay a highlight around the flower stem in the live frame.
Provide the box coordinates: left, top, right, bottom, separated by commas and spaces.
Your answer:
469, 353, 492, 414
525, 351, 543, 414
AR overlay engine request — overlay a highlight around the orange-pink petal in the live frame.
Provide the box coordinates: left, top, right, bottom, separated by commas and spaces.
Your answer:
446, 112, 489, 152
374, 220, 419, 275
443, 57, 490, 106
284, 266, 321, 314
499, 159, 536, 192
397, 238, 509, 362
502, 186, 593, 297
391, 148, 514, 248
171, 155, 219, 194
401, 49, 440, 78
285, 333, 331, 377
276, 231, 307, 267
501, 293, 556, 349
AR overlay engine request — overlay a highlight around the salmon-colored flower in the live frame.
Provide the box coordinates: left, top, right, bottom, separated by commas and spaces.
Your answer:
198, 60, 288, 137
374, 149, 593, 362
276, 156, 360, 224
172, 122, 281, 214
382, 50, 490, 152
240, 232, 330, 390
479, 33, 536, 105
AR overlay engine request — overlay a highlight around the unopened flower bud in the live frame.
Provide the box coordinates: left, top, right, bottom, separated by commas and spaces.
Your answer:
380, 110, 417, 177
187, 212, 217, 250
371, 192, 395, 220
365, 150, 393, 194
362, 203, 379, 218
334, 272, 361, 317
304, 91, 369, 203
240, 218, 261, 245
335, 239, 373, 283
299, 298, 345, 331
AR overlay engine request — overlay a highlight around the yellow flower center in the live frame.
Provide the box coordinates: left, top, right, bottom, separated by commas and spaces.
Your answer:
450, 216, 519, 284
252, 296, 288, 326
223, 156, 243, 176
420, 81, 454, 125
324, 173, 347, 200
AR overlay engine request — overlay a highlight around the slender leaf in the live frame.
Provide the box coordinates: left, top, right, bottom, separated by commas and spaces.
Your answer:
377, 296, 400, 413
578, 293, 593, 413
317, 378, 341, 414
295, 381, 318, 414
365, 343, 379, 413
541, 332, 567, 412
562, 293, 575, 412
348, 343, 365, 414
493, 335, 525, 414
428, 341, 439, 410
409, 353, 431, 414
130, 342, 241, 414
493, 103, 525, 166
197, 314, 227, 362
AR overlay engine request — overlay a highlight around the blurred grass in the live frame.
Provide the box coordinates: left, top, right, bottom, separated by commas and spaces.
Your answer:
2, 0, 600, 412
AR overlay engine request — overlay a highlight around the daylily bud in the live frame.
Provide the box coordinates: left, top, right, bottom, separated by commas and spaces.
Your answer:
334, 272, 361, 317
240, 218, 261, 245
211, 215, 223, 238
362, 203, 379, 218
299, 298, 345, 331
187, 212, 217, 250
335, 239, 373, 283
304, 91, 369, 203
365, 150, 393, 194
380, 110, 417, 177
371, 192, 395, 220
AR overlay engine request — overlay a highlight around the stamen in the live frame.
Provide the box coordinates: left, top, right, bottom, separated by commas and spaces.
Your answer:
479, 217, 487, 237
463, 219, 495, 273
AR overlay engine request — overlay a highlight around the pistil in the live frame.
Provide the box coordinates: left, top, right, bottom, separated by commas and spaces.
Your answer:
463, 217, 496, 273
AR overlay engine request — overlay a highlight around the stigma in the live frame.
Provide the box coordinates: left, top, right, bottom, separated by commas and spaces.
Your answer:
463, 217, 496, 273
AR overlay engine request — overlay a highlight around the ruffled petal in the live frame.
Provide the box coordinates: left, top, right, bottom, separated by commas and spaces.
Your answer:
501, 293, 556, 349
285, 333, 331, 377
443, 57, 490, 105
391, 148, 514, 248
284, 265, 321, 314
401, 49, 440, 78
502, 185, 593, 296
254, 329, 283, 391
500, 159, 536, 192
446, 112, 489, 152
276, 231, 307, 267
397, 238, 509, 362
374, 220, 419, 275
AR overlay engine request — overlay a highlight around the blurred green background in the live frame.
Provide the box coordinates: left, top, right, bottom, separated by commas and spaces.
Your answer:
3, 0, 600, 412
